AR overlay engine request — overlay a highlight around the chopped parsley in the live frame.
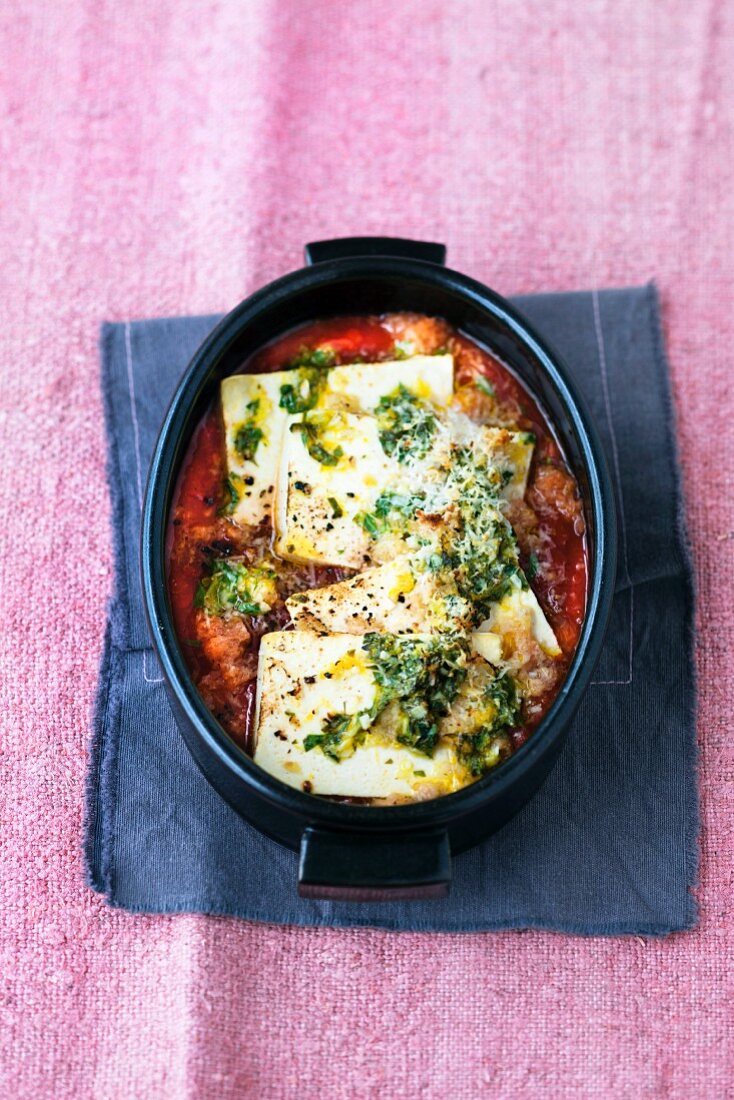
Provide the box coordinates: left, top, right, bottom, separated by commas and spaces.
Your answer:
195, 559, 278, 617
440, 445, 526, 620
289, 346, 337, 370
367, 632, 468, 755
303, 711, 370, 760
453, 512, 524, 618
426, 551, 448, 573
304, 634, 469, 761
391, 339, 414, 360
234, 422, 264, 462
374, 384, 437, 464
475, 375, 496, 398
290, 415, 343, 467
456, 672, 520, 776
278, 347, 336, 413
353, 510, 381, 538
233, 398, 264, 462
485, 669, 522, 727
218, 473, 246, 516
375, 489, 425, 517
328, 496, 343, 519
353, 489, 425, 539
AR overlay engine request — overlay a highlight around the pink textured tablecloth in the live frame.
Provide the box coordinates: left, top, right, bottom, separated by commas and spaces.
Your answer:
1, 2, 732, 1096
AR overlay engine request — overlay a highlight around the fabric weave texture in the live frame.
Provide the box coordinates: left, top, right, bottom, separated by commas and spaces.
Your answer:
2, 2, 733, 1096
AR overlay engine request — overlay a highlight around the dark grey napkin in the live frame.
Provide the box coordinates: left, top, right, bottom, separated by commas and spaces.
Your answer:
86, 284, 697, 934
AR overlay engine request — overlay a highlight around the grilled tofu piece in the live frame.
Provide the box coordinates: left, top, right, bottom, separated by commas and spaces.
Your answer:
284, 561, 556, 671
474, 426, 536, 501
326, 354, 453, 412
480, 585, 562, 658
253, 630, 470, 799
286, 555, 472, 635
273, 409, 418, 567
221, 372, 291, 526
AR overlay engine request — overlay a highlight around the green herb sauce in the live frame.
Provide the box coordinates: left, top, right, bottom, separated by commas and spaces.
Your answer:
290, 415, 344, 467
353, 489, 425, 539
278, 347, 337, 414
233, 399, 265, 462
455, 671, 520, 776
195, 559, 277, 617
304, 634, 469, 761
374, 384, 437, 464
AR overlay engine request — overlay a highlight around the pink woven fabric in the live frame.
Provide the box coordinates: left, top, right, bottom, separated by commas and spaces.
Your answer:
2, 2, 732, 1096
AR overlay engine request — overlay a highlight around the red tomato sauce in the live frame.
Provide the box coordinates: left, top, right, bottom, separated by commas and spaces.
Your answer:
167, 314, 588, 757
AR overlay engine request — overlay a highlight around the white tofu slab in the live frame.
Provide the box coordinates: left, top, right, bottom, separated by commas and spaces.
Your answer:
474, 426, 536, 501
273, 410, 410, 567
253, 631, 468, 799
326, 354, 454, 411
285, 556, 472, 634
283, 552, 553, 669
285, 560, 502, 666
480, 584, 561, 657
220, 372, 291, 526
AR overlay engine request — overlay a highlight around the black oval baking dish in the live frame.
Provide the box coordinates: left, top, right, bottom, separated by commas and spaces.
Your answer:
142, 237, 617, 901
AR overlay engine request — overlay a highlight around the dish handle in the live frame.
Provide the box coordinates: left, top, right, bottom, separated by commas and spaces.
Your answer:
297, 825, 451, 901
304, 236, 447, 266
